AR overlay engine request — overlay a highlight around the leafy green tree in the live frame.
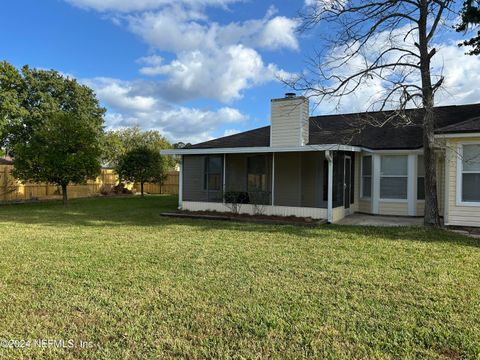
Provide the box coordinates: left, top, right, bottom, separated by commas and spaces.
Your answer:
173, 142, 192, 149
0, 62, 106, 204
0, 61, 28, 148
103, 127, 175, 169
2, 64, 105, 151
457, 0, 480, 55
13, 112, 103, 204
116, 147, 167, 197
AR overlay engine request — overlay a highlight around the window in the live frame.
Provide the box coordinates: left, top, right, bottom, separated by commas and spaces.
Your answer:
380, 155, 408, 200
417, 155, 425, 200
461, 144, 480, 203
204, 156, 222, 191
361, 156, 372, 198
247, 155, 267, 191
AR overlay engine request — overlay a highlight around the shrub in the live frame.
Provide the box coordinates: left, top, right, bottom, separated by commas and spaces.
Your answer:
248, 191, 270, 215
224, 191, 249, 215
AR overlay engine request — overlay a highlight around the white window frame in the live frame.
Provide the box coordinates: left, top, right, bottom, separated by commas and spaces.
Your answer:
456, 142, 480, 207
360, 155, 372, 199
379, 155, 408, 202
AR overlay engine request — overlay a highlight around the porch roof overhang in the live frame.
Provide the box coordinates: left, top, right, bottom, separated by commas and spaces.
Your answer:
161, 144, 362, 156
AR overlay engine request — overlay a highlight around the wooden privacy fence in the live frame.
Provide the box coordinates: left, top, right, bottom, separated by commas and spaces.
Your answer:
0, 165, 179, 203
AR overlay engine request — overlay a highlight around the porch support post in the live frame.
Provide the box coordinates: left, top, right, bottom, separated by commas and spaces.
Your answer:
223, 153, 226, 203
326, 150, 333, 223
178, 155, 183, 209
271, 153, 275, 206
372, 154, 381, 214
408, 154, 416, 216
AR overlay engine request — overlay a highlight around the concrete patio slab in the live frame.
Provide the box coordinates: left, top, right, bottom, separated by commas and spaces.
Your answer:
337, 214, 424, 227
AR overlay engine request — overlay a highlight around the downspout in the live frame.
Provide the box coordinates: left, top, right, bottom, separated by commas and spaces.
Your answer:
178, 155, 183, 210
271, 152, 275, 206
325, 150, 333, 224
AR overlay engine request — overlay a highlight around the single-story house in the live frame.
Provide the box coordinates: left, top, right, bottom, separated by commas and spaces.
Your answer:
161, 94, 480, 226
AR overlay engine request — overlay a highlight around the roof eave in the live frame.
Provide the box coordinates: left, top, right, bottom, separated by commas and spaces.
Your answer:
161, 144, 362, 155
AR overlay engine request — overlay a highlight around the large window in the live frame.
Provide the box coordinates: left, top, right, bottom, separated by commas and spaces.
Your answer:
461, 144, 480, 203
361, 156, 372, 198
417, 155, 425, 200
247, 155, 267, 191
380, 155, 408, 200
204, 155, 223, 191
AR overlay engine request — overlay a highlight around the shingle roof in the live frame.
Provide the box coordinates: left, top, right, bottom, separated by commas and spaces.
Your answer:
436, 116, 480, 134
188, 103, 480, 150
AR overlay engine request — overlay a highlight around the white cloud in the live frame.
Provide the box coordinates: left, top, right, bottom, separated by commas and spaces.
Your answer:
84, 77, 247, 143
66, 0, 240, 12
66, 0, 299, 105
82, 77, 159, 112
309, 23, 480, 114
126, 6, 298, 102
432, 42, 480, 106
148, 45, 285, 102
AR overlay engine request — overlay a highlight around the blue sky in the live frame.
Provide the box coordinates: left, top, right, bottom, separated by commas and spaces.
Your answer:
1, 0, 480, 143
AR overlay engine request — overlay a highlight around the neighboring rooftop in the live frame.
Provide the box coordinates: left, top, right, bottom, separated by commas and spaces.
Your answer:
188, 103, 480, 150
436, 116, 480, 134
0, 156, 13, 165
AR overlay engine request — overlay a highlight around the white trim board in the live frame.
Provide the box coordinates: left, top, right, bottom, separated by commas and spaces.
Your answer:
435, 132, 480, 139
161, 144, 361, 156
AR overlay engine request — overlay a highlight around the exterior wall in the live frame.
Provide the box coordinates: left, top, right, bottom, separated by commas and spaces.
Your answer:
183, 201, 328, 219
332, 206, 346, 223
379, 201, 409, 216
270, 97, 309, 147
416, 154, 445, 217
445, 137, 480, 227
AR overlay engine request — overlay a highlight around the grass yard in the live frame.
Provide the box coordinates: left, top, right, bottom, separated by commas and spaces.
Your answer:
0, 196, 479, 359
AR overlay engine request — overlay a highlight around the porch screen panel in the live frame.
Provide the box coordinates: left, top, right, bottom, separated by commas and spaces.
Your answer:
247, 155, 267, 191
204, 155, 223, 202
380, 155, 408, 200
332, 152, 344, 208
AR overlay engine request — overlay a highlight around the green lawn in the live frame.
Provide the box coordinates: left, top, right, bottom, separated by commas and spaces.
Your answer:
0, 196, 479, 359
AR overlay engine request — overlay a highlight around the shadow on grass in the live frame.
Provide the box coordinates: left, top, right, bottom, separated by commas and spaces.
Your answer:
0, 195, 478, 248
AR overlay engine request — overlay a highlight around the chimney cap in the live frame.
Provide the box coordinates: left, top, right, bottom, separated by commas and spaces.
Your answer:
285, 92, 296, 98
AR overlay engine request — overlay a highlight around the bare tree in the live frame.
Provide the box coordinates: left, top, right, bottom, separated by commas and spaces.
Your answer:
287, 0, 457, 227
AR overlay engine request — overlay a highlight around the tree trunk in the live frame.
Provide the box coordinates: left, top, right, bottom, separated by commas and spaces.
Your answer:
422, 109, 441, 226
419, 0, 441, 227
141, 182, 144, 197
62, 184, 68, 206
